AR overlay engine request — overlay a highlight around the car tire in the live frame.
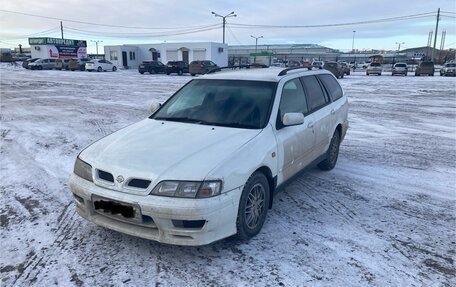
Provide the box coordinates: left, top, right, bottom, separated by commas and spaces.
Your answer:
178, 70, 183, 76
112, 66, 117, 72
340, 73, 344, 78
38, 66, 43, 70
166, 73, 170, 75
430, 73, 434, 76
318, 130, 341, 171
366, 72, 369, 76
150, 69, 156, 74
139, 71, 144, 74
97, 66, 102, 72
191, 73, 195, 76
235, 172, 270, 241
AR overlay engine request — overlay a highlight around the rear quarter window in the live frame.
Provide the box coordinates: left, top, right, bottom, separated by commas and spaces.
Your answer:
301, 75, 328, 112
318, 74, 343, 102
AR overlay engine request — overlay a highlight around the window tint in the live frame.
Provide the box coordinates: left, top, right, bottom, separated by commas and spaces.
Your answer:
301, 76, 327, 111
318, 74, 343, 102
278, 78, 308, 121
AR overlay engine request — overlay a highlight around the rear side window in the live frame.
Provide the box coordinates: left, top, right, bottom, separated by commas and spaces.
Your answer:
318, 74, 343, 102
301, 76, 327, 112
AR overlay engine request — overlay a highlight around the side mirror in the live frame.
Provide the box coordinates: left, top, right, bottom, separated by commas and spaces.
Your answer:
282, 113, 304, 126
149, 102, 161, 114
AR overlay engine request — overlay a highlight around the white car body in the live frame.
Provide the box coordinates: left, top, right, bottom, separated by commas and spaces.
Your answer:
86, 59, 116, 72
69, 67, 349, 246
366, 63, 382, 75
392, 63, 408, 76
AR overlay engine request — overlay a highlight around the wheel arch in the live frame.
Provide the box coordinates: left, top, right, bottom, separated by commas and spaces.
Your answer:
253, 166, 276, 209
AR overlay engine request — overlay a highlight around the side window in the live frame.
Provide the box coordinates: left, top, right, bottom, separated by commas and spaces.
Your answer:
278, 78, 308, 122
301, 76, 328, 112
318, 74, 343, 102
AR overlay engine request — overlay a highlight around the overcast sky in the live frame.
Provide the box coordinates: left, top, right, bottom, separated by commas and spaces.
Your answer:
1, 0, 455, 53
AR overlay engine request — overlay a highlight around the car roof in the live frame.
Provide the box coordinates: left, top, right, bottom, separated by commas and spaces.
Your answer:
200, 67, 333, 82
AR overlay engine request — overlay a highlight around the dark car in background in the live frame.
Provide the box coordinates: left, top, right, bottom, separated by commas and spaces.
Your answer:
339, 62, 350, 75
415, 61, 435, 76
165, 61, 189, 75
323, 61, 344, 78
138, 61, 165, 74
68, 58, 90, 71
55, 59, 70, 70
22, 58, 40, 69
189, 60, 219, 76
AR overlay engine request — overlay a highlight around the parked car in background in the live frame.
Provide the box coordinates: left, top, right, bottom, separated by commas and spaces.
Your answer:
68, 58, 90, 71
55, 59, 70, 70
29, 58, 57, 70
357, 62, 369, 69
165, 61, 189, 75
415, 61, 434, 76
22, 58, 40, 69
86, 59, 117, 72
311, 60, 324, 69
68, 66, 348, 246
302, 61, 312, 70
339, 62, 350, 75
366, 62, 382, 76
189, 60, 219, 76
138, 61, 165, 74
391, 63, 408, 76
323, 61, 344, 78
440, 62, 455, 76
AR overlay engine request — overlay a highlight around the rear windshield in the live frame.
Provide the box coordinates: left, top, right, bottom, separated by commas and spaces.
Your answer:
395, 64, 407, 67
370, 63, 381, 67
325, 63, 337, 68
420, 62, 434, 67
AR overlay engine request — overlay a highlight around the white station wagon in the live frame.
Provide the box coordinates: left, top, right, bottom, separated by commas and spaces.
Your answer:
69, 67, 349, 246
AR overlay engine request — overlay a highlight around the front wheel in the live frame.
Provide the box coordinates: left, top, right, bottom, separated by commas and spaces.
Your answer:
112, 66, 117, 72
235, 172, 270, 240
318, 130, 341, 171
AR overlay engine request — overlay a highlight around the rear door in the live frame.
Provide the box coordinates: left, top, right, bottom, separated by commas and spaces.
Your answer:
300, 75, 332, 158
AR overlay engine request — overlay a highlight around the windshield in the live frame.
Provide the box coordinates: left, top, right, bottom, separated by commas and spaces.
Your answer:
152, 79, 276, 129
395, 64, 406, 67
446, 63, 456, 67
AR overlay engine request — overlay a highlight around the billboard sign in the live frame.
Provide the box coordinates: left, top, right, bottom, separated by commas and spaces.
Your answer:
29, 37, 88, 59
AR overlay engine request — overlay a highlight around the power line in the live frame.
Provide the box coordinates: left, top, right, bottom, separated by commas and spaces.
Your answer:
229, 12, 436, 29
0, 9, 218, 30
1, 26, 61, 40
226, 25, 243, 45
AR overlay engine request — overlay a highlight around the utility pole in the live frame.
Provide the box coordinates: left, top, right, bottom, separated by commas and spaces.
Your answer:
251, 35, 263, 63
60, 21, 64, 39
91, 40, 103, 55
431, 8, 440, 62
211, 11, 236, 44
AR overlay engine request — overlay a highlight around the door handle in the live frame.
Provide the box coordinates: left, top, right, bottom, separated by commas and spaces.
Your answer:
307, 122, 314, 128
330, 109, 336, 115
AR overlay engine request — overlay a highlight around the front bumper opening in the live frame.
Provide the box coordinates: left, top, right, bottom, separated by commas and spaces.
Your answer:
172, 219, 206, 229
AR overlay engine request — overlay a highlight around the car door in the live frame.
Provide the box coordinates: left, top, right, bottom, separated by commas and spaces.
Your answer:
300, 75, 332, 159
275, 77, 316, 182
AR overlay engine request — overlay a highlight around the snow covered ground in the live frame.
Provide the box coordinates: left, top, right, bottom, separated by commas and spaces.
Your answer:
1, 64, 455, 286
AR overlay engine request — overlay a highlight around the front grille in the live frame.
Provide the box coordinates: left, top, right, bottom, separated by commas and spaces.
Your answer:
98, 169, 114, 183
128, 178, 151, 189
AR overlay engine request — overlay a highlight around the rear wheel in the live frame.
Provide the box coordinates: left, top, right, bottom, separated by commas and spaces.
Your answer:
38, 66, 43, 70
97, 66, 102, 72
191, 73, 195, 76
318, 130, 341, 171
112, 66, 117, 72
178, 69, 183, 75
235, 172, 270, 240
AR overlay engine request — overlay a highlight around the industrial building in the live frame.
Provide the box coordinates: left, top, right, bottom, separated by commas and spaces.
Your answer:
103, 42, 228, 69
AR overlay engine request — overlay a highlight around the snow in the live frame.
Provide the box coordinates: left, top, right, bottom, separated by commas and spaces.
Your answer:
1, 63, 455, 286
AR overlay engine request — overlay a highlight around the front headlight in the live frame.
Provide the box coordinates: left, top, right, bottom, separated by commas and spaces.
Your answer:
151, 180, 222, 198
73, 157, 93, 182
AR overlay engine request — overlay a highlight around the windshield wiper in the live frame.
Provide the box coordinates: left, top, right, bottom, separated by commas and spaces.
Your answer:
154, 116, 202, 123
218, 122, 258, 129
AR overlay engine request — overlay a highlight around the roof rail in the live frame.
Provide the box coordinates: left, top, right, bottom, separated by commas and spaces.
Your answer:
277, 66, 312, 76
206, 64, 269, 74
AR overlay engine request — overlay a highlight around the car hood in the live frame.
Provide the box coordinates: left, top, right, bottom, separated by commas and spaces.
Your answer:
80, 119, 261, 188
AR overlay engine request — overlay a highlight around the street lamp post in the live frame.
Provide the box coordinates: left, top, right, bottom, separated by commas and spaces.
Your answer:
211, 11, 236, 44
251, 35, 263, 63
91, 40, 103, 55
395, 42, 405, 51
352, 30, 356, 53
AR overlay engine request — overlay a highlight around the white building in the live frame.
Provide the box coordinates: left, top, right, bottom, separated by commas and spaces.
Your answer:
104, 42, 228, 69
